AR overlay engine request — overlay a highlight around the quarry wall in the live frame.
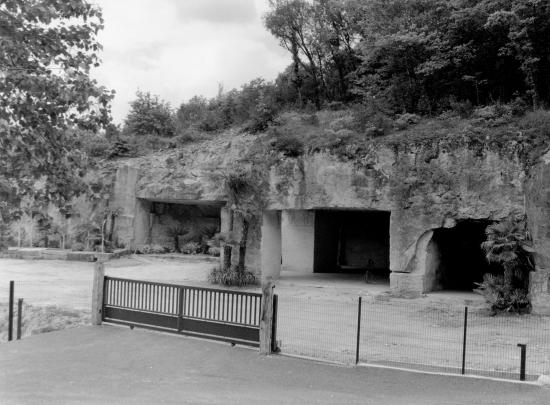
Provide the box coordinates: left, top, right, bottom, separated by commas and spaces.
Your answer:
109, 134, 550, 314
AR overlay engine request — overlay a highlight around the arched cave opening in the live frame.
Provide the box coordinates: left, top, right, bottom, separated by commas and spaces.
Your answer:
427, 220, 496, 292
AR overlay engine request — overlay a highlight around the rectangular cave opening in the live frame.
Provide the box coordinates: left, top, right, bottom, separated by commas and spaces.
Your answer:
428, 219, 496, 292
313, 209, 390, 282
144, 200, 224, 254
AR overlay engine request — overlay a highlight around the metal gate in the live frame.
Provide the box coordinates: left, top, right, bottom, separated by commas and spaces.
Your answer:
102, 277, 263, 347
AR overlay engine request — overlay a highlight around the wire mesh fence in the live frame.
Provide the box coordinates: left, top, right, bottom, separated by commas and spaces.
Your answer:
0, 280, 92, 310
277, 295, 550, 381
277, 296, 357, 364
1, 280, 91, 343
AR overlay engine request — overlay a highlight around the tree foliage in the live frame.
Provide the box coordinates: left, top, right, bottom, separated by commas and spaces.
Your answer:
123, 90, 175, 137
0, 0, 114, 219
352, 0, 550, 113
262, 0, 550, 115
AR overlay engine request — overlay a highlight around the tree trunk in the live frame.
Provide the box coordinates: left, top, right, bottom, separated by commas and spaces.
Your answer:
238, 217, 249, 273
108, 212, 116, 242
223, 244, 232, 271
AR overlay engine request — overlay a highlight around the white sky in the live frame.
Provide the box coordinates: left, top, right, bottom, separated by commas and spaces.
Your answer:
92, 0, 290, 124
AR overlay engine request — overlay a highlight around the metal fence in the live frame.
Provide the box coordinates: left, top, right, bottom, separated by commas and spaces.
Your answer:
278, 295, 550, 381
103, 277, 263, 346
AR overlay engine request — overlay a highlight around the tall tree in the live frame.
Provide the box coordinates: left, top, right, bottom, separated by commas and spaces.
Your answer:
265, 0, 323, 108
0, 0, 113, 220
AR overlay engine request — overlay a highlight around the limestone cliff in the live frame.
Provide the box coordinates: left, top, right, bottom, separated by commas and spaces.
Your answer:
109, 115, 550, 313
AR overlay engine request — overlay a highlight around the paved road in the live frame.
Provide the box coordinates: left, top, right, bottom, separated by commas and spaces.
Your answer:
0, 326, 547, 404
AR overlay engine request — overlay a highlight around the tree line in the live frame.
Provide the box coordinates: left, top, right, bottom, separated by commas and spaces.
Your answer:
124, 0, 550, 138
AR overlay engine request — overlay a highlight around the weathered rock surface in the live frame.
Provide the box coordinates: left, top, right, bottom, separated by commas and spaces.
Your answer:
110, 133, 550, 313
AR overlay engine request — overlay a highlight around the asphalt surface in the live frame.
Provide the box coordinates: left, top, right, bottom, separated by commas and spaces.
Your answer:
0, 326, 547, 404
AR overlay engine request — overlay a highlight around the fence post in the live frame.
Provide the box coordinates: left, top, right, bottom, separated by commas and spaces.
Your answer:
17, 298, 23, 340
8, 280, 14, 341
177, 287, 184, 332
259, 278, 274, 355
462, 306, 468, 375
271, 294, 279, 353
355, 296, 362, 365
91, 259, 106, 325
517, 344, 527, 381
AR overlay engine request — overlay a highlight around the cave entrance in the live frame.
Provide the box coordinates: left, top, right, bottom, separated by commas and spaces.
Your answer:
313, 209, 390, 282
141, 199, 225, 254
426, 220, 494, 292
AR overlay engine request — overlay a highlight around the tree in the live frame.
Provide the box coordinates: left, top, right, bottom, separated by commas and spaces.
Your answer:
352, 0, 550, 114
265, 0, 323, 108
124, 91, 175, 137
0, 0, 114, 221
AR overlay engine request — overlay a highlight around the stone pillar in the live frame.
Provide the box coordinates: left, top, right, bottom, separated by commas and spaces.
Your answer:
281, 210, 315, 273
111, 165, 140, 249
133, 199, 151, 248
390, 230, 436, 297
261, 211, 282, 280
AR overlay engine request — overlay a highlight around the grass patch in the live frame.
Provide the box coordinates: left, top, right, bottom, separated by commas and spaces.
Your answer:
0, 303, 90, 342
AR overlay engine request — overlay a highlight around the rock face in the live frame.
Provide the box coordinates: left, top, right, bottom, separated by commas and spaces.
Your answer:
110, 133, 550, 314
526, 151, 550, 314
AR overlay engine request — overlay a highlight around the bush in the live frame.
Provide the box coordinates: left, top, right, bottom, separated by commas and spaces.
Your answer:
209, 265, 256, 287
394, 113, 421, 130
83, 135, 110, 158
475, 274, 530, 314
270, 135, 304, 157
181, 241, 200, 254
108, 137, 132, 158
207, 246, 221, 257
71, 242, 85, 251
135, 244, 167, 254
449, 98, 474, 118
520, 109, 550, 136
300, 114, 319, 126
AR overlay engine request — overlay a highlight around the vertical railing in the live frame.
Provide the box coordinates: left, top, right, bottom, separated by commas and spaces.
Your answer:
103, 277, 262, 327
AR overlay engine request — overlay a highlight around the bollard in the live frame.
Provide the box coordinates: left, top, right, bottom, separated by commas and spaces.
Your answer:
17, 298, 23, 340
8, 280, 14, 341
517, 344, 527, 381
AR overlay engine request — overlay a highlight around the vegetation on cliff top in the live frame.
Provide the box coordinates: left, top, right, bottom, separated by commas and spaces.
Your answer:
87, 0, 550, 167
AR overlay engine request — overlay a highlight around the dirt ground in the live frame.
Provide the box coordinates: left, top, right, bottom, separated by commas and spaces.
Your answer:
0, 256, 218, 309
1, 326, 547, 405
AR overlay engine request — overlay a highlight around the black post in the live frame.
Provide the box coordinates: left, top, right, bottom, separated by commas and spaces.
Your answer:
177, 287, 184, 332
17, 298, 23, 340
356, 296, 362, 365
8, 280, 14, 342
271, 294, 279, 353
517, 344, 527, 381
461, 306, 468, 375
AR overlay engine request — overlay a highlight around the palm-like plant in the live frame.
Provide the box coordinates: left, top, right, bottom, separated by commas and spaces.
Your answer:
477, 215, 534, 312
